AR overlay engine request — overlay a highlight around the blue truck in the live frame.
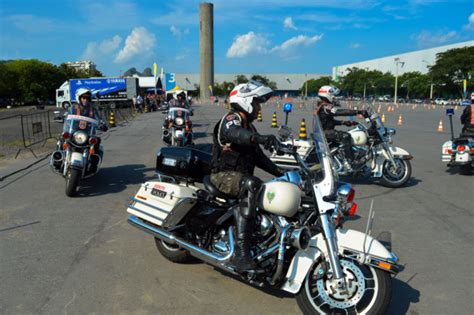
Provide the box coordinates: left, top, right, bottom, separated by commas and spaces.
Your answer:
55, 77, 139, 108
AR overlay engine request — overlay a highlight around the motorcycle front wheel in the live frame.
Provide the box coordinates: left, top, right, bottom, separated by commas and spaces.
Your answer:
65, 168, 81, 197
379, 158, 411, 188
296, 258, 392, 315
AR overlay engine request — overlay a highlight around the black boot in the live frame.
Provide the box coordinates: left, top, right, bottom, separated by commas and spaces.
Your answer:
232, 211, 257, 271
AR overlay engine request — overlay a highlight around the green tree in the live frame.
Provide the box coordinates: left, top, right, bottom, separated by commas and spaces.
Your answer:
300, 76, 333, 95
398, 72, 430, 99
234, 74, 248, 84
429, 46, 474, 97
250, 74, 277, 90
213, 81, 235, 96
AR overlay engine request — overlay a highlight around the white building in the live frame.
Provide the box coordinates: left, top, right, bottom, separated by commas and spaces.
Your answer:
332, 41, 474, 80
66, 60, 97, 73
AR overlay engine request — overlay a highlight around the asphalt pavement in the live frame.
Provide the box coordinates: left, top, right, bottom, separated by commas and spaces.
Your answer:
0, 101, 472, 314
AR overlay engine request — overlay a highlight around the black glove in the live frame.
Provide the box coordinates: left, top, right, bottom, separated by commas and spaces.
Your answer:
254, 134, 279, 150
99, 124, 108, 132
343, 121, 358, 127
358, 110, 369, 118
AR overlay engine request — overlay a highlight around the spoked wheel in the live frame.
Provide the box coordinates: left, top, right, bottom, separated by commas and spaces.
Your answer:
296, 259, 392, 315
379, 158, 411, 188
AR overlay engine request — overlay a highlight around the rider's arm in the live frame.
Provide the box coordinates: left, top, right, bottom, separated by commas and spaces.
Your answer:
331, 108, 359, 117
255, 146, 283, 177
460, 106, 470, 124
221, 114, 255, 145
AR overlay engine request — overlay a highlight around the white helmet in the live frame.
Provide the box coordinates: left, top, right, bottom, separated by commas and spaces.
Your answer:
318, 85, 340, 103
75, 88, 92, 103
173, 90, 186, 100
229, 80, 273, 114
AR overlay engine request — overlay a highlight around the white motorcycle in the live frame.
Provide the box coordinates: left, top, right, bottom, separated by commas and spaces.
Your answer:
50, 114, 105, 196
127, 115, 402, 314
162, 107, 193, 147
272, 106, 413, 188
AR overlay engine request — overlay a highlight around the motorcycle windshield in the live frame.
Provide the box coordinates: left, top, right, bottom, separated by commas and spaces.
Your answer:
63, 115, 98, 135
366, 105, 386, 134
311, 114, 338, 195
168, 108, 190, 119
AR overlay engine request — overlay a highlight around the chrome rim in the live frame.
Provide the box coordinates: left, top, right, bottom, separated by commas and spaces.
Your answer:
305, 259, 380, 314
161, 240, 181, 252
383, 158, 407, 182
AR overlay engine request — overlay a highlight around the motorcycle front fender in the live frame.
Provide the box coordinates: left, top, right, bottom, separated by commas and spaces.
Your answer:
379, 146, 412, 160
281, 228, 397, 294
70, 151, 85, 169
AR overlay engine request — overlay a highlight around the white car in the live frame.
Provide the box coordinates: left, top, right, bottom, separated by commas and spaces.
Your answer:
435, 98, 448, 105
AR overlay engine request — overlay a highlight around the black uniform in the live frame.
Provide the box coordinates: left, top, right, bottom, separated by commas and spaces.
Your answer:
211, 110, 282, 270
318, 104, 359, 161
460, 104, 474, 135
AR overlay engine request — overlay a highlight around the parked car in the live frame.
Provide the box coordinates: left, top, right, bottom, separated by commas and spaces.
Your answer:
435, 98, 448, 105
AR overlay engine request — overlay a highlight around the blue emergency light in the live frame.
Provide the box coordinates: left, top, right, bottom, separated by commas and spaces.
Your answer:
446, 108, 454, 116
283, 103, 293, 113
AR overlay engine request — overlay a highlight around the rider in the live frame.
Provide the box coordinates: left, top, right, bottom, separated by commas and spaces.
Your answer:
169, 90, 190, 109
65, 88, 107, 171
317, 85, 367, 171
460, 92, 474, 135
210, 81, 283, 271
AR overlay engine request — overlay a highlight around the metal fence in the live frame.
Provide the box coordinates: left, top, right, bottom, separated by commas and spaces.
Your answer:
0, 105, 138, 159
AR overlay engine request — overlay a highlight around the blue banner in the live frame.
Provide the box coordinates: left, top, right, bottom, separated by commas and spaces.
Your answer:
165, 73, 176, 91
70, 78, 126, 101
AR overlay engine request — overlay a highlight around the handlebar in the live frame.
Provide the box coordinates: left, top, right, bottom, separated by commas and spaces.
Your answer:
272, 140, 313, 178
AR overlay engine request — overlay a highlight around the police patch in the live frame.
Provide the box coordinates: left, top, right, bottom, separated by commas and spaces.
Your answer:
226, 114, 237, 121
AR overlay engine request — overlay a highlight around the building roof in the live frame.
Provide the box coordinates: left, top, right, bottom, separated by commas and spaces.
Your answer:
332, 40, 474, 79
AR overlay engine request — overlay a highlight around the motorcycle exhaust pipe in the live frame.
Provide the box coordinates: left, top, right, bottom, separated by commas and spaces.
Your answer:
128, 215, 235, 267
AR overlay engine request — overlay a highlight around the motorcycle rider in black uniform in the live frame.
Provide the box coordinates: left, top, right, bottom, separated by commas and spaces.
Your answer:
317, 85, 367, 171
210, 81, 283, 271
460, 93, 474, 135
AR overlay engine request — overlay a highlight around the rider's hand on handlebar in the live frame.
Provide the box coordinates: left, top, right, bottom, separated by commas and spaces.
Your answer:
254, 134, 279, 150
344, 121, 358, 127
357, 110, 369, 118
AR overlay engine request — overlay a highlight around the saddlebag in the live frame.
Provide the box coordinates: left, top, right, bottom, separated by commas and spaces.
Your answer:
156, 146, 211, 182
127, 181, 198, 228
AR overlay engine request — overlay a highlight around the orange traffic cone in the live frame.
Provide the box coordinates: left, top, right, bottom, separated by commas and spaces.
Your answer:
397, 115, 404, 126
437, 119, 444, 132
381, 113, 386, 123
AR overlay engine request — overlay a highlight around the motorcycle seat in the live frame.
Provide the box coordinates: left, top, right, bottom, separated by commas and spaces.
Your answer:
203, 175, 236, 201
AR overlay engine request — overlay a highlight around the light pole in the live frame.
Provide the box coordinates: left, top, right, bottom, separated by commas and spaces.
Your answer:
401, 80, 410, 100
422, 60, 434, 100
394, 58, 404, 104
304, 74, 308, 99
363, 67, 369, 100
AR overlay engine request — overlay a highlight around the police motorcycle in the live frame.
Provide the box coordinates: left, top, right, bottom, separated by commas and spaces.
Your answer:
272, 105, 413, 188
441, 108, 474, 175
127, 115, 402, 314
50, 114, 105, 196
162, 107, 193, 146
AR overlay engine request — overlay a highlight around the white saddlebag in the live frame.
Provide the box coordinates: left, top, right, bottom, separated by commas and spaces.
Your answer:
127, 181, 197, 227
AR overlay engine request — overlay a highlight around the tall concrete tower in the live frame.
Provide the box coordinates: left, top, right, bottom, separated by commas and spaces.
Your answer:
199, 2, 214, 100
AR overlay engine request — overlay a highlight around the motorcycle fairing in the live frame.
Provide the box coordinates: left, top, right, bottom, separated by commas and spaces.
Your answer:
281, 228, 396, 294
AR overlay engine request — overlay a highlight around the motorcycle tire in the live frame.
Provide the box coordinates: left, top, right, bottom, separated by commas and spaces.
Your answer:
296, 259, 392, 314
379, 158, 412, 188
65, 168, 81, 197
155, 238, 192, 263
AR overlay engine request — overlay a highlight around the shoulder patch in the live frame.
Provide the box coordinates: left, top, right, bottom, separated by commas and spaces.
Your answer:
226, 114, 237, 121
330, 107, 338, 114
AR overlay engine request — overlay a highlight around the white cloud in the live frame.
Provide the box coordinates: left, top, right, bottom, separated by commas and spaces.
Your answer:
170, 25, 190, 38
271, 34, 323, 53
226, 32, 270, 58
350, 43, 361, 49
464, 13, 474, 30
284, 17, 297, 30
115, 27, 156, 63
412, 30, 458, 48
82, 35, 122, 60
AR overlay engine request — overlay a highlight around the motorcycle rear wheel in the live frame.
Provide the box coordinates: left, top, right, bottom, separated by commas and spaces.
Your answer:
65, 168, 81, 197
155, 238, 192, 263
296, 258, 392, 315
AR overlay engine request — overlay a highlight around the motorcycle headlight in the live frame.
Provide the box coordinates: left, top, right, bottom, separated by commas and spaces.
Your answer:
73, 131, 88, 145
175, 117, 184, 126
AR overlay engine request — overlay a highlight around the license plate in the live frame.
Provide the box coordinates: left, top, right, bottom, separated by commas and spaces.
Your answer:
163, 158, 176, 166
151, 188, 167, 198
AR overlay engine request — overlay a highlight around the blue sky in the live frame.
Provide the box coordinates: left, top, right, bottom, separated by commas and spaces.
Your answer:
1, 0, 473, 76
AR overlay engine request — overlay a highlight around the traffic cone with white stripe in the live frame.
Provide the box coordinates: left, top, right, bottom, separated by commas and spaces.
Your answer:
437, 119, 444, 132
